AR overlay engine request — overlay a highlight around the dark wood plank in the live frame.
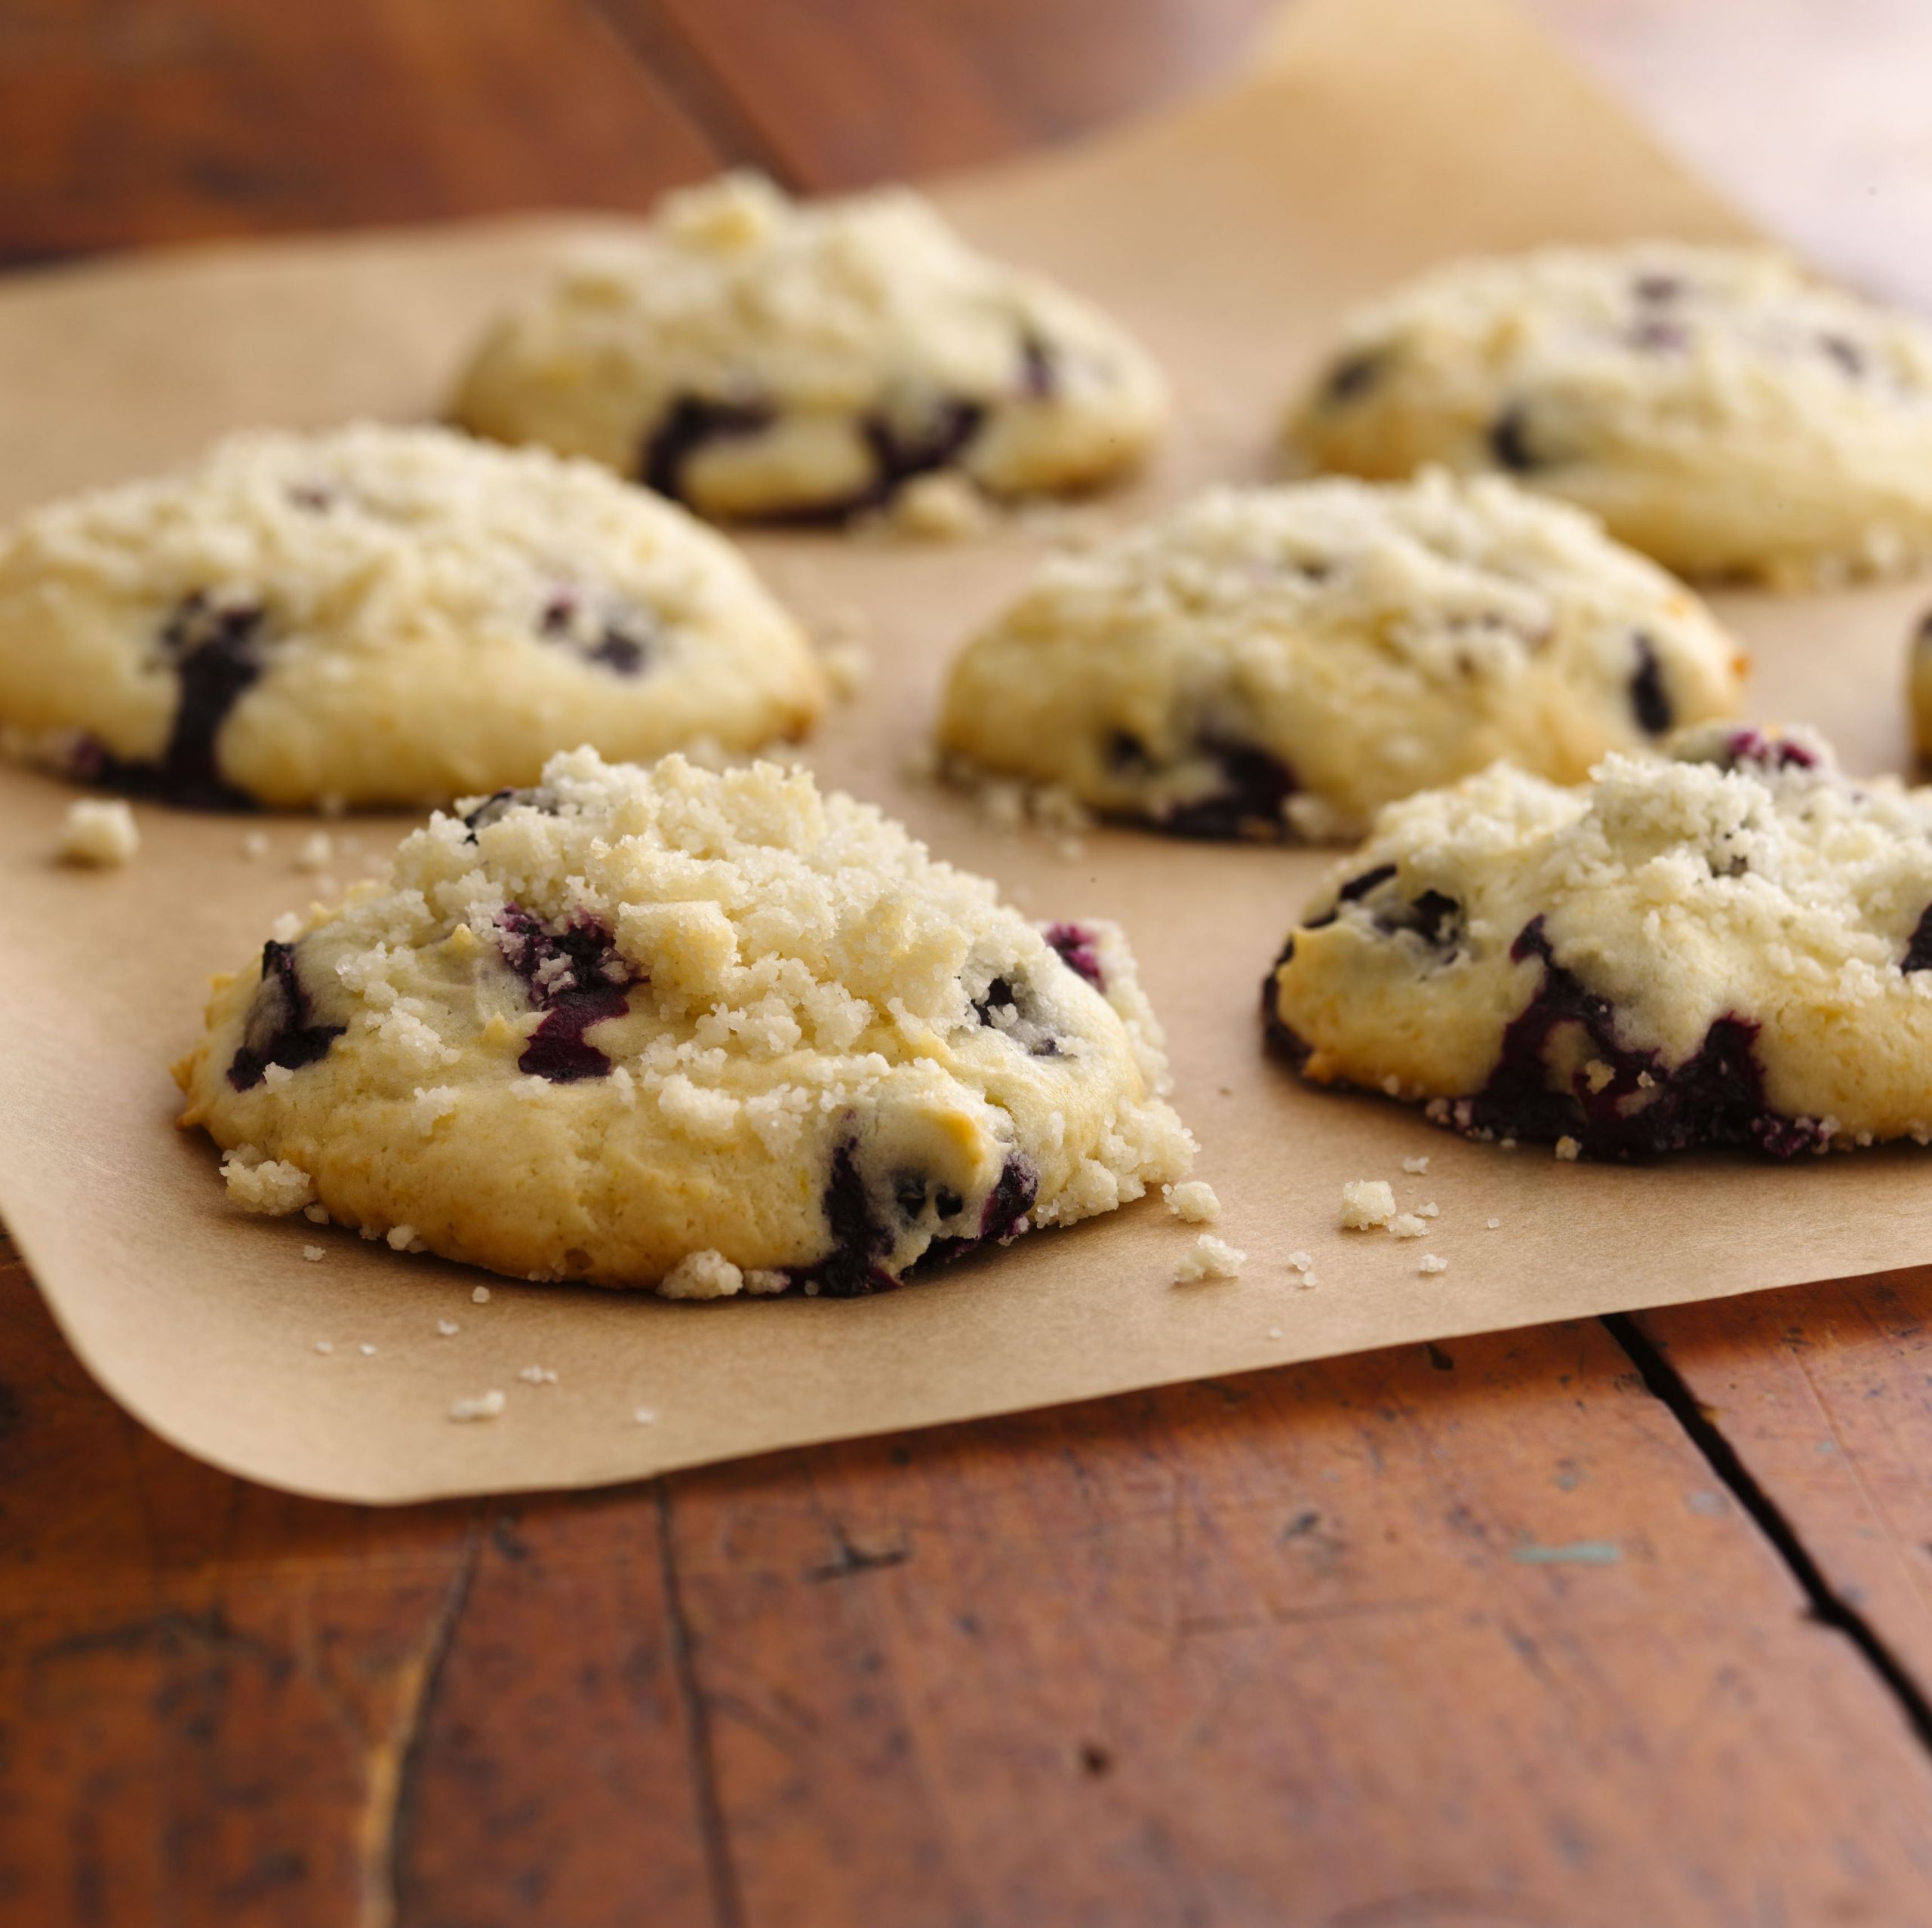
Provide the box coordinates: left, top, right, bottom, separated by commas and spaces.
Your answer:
0, 0, 727, 267
660, 1320, 1932, 1925
625, 0, 1281, 191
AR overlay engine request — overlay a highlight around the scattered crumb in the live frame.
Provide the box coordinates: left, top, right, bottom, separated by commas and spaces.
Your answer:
1500, 1137, 1518, 1152
885, 471, 992, 538
658, 1248, 746, 1300
1174, 1234, 1246, 1283
1163, 1179, 1221, 1224
1486, 1217, 1502, 1229
314, 1339, 334, 1355
518, 1364, 559, 1385
303, 1203, 330, 1225
820, 639, 872, 700
271, 911, 303, 942
1266, 1324, 1284, 1339
294, 831, 334, 872
242, 829, 271, 859
1401, 1155, 1431, 1175
386, 1224, 426, 1253
261, 1062, 295, 1092
302, 1244, 324, 1262
1417, 1201, 1439, 1219
1389, 1213, 1427, 1240
1286, 1250, 1314, 1272
358, 1342, 377, 1356
436, 1319, 460, 1337
1554, 1136, 1582, 1162
1340, 1179, 1395, 1229
471, 1285, 491, 1304
1419, 1254, 1448, 1275
633, 1406, 658, 1425
57, 798, 139, 867
449, 1389, 506, 1423
220, 1146, 315, 1216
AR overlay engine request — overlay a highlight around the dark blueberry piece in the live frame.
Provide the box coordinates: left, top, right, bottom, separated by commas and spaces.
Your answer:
539, 588, 656, 678
936, 1186, 965, 1221
1903, 904, 1932, 974
1338, 864, 1397, 903
1158, 738, 1297, 841
1259, 937, 1312, 1069
1710, 728, 1818, 773
585, 625, 650, 675
969, 970, 1060, 1056
1629, 633, 1672, 736
640, 394, 777, 505
1320, 349, 1386, 405
87, 592, 270, 809
1455, 916, 1826, 1158
894, 1173, 929, 1219
1487, 404, 1540, 473
1044, 921, 1106, 993
1819, 333, 1866, 378
227, 940, 346, 1090
1018, 330, 1059, 401
1391, 889, 1462, 948
782, 1141, 899, 1298
1630, 318, 1688, 354
287, 484, 335, 512
860, 397, 987, 504
462, 786, 559, 840
494, 905, 638, 1082
1633, 272, 1685, 303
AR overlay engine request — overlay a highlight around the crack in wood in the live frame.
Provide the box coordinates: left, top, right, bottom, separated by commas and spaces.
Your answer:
371, 1505, 486, 1928
657, 1480, 746, 1928
1602, 1311, 1932, 1752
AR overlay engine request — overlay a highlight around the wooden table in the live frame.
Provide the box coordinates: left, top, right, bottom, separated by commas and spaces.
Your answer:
9, 5, 1932, 1922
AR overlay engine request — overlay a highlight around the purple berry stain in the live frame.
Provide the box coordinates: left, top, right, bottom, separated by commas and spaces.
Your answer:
1044, 922, 1106, 992
494, 906, 638, 1083
641, 395, 777, 505
227, 941, 346, 1090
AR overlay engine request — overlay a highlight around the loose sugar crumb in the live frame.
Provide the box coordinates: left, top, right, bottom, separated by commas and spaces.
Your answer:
1267, 1324, 1284, 1339
658, 1248, 746, 1300
471, 1285, 491, 1304
436, 1319, 460, 1336
1419, 1254, 1449, 1275
449, 1389, 506, 1423
1174, 1234, 1246, 1283
57, 798, 139, 867
386, 1224, 426, 1253
1286, 1250, 1314, 1272
1401, 1155, 1431, 1175
358, 1343, 377, 1356
1164, 1179, 1222, 1224
242, 830, 271, 859
1486, 1217, 1502, 1229
1555, 1136, 1582, 1162
295, 832, 334, 872
633, 1406, 658, 1425
518, 1364, 559, 1385
1340, 1179, 1395, 1229
303, 1202, 330, 1225
302, 1244, 324, 1262
314, 1340, 334, 1355
1417, 1202, 1439, 1219
885, 471, 992, 538
820, 640, 872, 700
220, 1146, 315, 1216
1389, 1213, 1427, 1240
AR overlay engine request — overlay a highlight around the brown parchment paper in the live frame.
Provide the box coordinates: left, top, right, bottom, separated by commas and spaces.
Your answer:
3, 0, 1927, 1504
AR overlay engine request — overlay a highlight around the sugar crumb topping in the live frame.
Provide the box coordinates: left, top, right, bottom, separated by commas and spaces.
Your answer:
1174, 1234, 1246, 1283
1164, 1179, 1222, 1223
1340, 1179, 1395, 1228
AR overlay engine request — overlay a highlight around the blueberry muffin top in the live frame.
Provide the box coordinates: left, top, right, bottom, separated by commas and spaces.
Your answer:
0, 423, 823, 809
1287, 242, 1932, 586
939, 470, 1744, 841
177, 749, 1195, 1294
453, 172, 1168, 523
1268, 725, 1932, 1157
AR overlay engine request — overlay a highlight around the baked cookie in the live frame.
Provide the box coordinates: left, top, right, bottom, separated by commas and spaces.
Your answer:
0, 424, 823, 810
1266, 725, 1932, 1158
176, 749, 1195, 1295
1286, 242, 1932, 586
937, 471, 1743, 841
452, 171, 1168, 522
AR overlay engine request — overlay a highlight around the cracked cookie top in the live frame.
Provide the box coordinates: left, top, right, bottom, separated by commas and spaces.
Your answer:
452, 171, 1168, 522
938, 470, 1743, 840
177, 749, 1194, 1293
0, 423, 823, 808
1267, 726, 1932, 1156
1287, 242, 1932, 586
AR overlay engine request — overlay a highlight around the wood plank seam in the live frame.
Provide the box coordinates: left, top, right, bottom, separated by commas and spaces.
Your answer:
1603, 1311, 1932, 1748
380, 1508, 487, 1928
657, 1481, 748, 1928
582, 0, 803, 188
